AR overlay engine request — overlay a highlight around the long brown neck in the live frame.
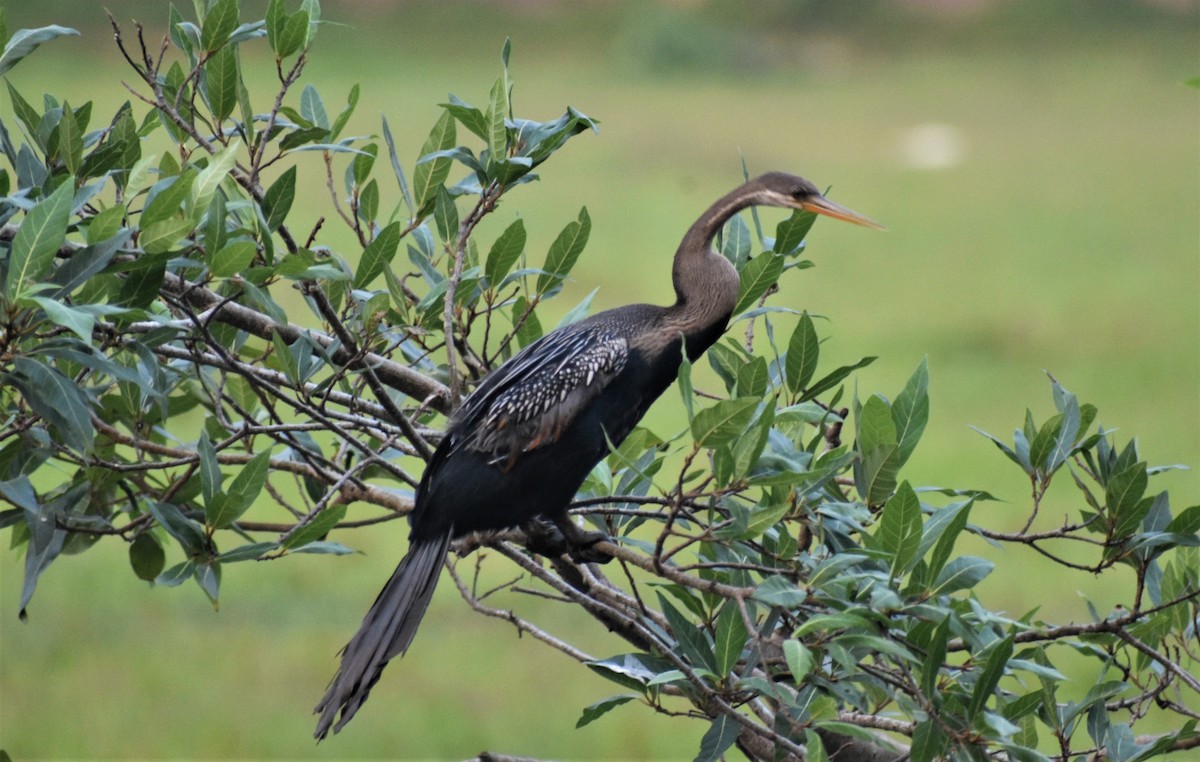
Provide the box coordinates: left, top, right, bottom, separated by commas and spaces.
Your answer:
664, 183, 761, 344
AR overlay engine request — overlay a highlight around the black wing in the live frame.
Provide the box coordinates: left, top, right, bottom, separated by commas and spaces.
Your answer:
446, 323, 628, 461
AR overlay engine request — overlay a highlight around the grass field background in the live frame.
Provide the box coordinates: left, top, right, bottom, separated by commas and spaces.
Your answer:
2, 1, 1197, 759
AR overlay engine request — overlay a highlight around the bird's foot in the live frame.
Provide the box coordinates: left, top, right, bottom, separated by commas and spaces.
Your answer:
555, 516, 613, 564
522, 518, 612, 564
522, 518, 568, 557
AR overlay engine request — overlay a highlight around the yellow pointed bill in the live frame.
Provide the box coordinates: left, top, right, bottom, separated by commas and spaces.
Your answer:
799, 195, 886, 230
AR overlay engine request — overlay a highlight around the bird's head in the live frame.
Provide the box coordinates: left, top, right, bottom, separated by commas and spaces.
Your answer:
751, 171, 885, 230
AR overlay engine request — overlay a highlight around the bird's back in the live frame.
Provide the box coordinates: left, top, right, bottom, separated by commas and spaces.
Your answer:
410, 301, 698, 539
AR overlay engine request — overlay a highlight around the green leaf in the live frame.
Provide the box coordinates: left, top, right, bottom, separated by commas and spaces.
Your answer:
329, 83, 359, 141
167, 5, 196, 58
6, 80, 42, 141
200, 0, 239, 52
1044, 391, 1081, 474
537, 207, 591, 295
54, 100, 83, 173
931, 555, 994, 596
785, 312, 819, 394
0, 24, 79, 77
859, 394, 897, 450
1106, 462, 1148, 531
720, 214, 751, 268
657, 593, 717, 673
5, 178, 73, 297
353, 221, 402, 289
921, 500, 974, 583
278, 129, 327, 155
156, 560, 194, 588
692, 397, 759, 447
731, 400, 773, 478
412, 110, 456, 211
271, 330, 300, 383
971, 425, 1025, 469
512, 295, 543, 347
774, 208, 817, 255
800, 356, 876, 402
357, 179, 379, 225
300, 0, 320, 42
735, 356, 769, 399
706, 340, 743, 393
10, 357, 93, 453
753, 575, 807, 607
891, 357, 929, 464
351, 142, 378, 186
556, 287, 599, 329
856, 395, 900, 505
86, 205, 125, 245
797, 611, 876, 637
676, 350, 695, 421
282, 504, 346, 550
911, 719, 948, 762
261, 165, 296, 232
159, 62, 192, 141
198, 429, 221, 508
586, 652, 677, 692
920, 617, 950, 699
299, 84, 329, 131
291, 541, 355, 556
968, 635, 1014, 719
203, 45, 238, 121
381, 116, 414, 215
733, 252, 784, 315
29, 297, 94, 345
265, 0, 286, 54
139, 219, 193, 255
206, 449, 270, 529
713, 600, 748, 676
484, 219, 526, 286
218, 542, 281, 563
1113, 498, 1154, 544
487, 75, 509, 166
148, 501, 207, 556
877, 480, 923, 578
193, 560, 221, 609
735, 498, 792, 539
783, 639, 813, 684
129, 533, 166, 582
211, 241, 256, 277
275, 10, 309, 58
440, 94, 489, 142
574, 694, 637, 729
1028, 413, 1064, 476
1165, 504, 1200, 535
695, 714, 739, 762
433, 185, 459, 242
142, 168, 197, 227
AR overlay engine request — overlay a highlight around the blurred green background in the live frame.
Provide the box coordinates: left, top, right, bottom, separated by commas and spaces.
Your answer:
2, 1, 1197, 759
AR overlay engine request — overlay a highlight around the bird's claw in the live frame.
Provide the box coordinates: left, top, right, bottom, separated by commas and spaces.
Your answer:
523, 518, 612, 564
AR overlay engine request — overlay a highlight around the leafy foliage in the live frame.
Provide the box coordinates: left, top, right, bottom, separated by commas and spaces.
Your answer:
0, 4, 1196, 760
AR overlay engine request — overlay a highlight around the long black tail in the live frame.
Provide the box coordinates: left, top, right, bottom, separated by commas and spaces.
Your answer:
314, 530, 452, 739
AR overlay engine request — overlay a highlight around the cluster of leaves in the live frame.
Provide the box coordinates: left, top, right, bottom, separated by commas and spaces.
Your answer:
0, 4, 1196, 761
555, 357, 1198, 761
0, 0, 596, 615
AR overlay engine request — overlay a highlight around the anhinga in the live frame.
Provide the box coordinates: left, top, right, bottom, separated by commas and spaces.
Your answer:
314, 172, 881, 738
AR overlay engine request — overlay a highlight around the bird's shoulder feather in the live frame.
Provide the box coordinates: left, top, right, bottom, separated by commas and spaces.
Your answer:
447, 323, 629, 460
